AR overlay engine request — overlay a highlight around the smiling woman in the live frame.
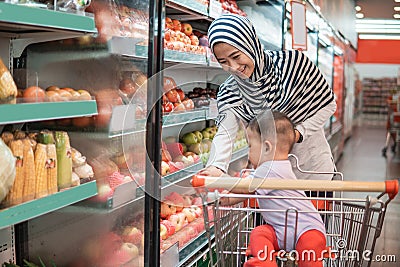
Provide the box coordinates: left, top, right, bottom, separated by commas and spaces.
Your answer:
213, 42, 255, 79
198, 14, 337, 184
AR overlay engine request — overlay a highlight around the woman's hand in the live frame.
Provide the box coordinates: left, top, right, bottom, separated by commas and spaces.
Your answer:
198, 165, 224, 177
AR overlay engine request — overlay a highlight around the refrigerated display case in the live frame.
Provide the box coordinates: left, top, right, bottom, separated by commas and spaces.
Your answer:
0, 0, 286, 266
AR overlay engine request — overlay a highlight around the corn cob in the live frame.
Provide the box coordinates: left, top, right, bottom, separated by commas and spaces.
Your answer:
46, 144, 58, 194
55, 132, 72, 189
34, 143, 48, 198
0, 58, 17, 103
8, 140, 24, 205
1, 132, 14, 146
22, 138, 36, 202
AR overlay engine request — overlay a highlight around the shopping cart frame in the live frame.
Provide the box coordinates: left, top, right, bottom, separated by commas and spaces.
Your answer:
194, 159, 398, 267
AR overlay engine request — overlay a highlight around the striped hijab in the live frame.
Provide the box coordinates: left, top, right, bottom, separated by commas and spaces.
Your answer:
208, 14, 334, 124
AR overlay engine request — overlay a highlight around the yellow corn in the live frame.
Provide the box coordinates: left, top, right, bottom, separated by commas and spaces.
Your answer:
8, 140, 24, 205
1, 131, 14, 146
34, 144, 48, 199
46, 144, 58, 194
22, 138, 36, 202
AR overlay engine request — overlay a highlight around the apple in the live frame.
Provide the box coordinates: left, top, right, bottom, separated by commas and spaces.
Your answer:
168, 161, 184, 173
92, 183, 113, 202
168, 213, 186, 232
188, 143, 202, 154
190, 205, 203, 217
192, 131, 203, 142
121, 226, 143, 245
160, 223, 168, 240
190, 34, 199, 46
182, 208, 196, 222
161, 220, 176, 236
161, 160, 170, 176
161, 201, 176, 219
181, 23, 193, 36
172, 19, 181, 31
181, 132, 198, 145
165, 89, 179, 103
165, 192, 185, 212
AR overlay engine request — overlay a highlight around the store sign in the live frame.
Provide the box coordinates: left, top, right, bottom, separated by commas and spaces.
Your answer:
291, 0, 307, 50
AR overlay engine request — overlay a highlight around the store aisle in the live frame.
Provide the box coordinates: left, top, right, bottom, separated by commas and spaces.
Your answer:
336, 124, 400, 267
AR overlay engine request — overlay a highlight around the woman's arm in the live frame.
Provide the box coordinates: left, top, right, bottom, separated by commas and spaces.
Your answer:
295, 100, 336, 141
205, 109, 240, 173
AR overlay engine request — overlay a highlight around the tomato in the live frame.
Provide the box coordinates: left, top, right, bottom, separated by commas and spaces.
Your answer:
176, 89, 185, 102
23, 86, 45, 102
163, 102, 174, 113
165, 89, 179, 103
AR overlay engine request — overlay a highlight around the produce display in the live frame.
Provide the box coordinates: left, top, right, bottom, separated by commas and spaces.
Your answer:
219, 0, 246, 16
0, 130, 94, 208
17, 85, 92, 103
162, 76, 195, 113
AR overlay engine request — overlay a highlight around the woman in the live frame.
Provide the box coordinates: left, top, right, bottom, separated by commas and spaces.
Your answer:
201, 14, 336, 181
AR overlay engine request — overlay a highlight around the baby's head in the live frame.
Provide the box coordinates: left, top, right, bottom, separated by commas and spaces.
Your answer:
246, 110, 295, 168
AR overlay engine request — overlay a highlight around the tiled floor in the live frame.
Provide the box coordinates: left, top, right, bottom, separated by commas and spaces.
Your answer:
336, 124, 400, 267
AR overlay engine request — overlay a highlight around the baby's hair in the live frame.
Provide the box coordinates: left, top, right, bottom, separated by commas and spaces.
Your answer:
248, 110, 296, 154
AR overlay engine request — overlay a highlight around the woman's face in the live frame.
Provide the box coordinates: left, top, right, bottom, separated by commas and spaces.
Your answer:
213, 42, 254, 79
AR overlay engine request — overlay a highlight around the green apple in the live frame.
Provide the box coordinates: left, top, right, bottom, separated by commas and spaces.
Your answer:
193, 131, 203, 143
182, 132, 198, 145
201, 130, 211, 139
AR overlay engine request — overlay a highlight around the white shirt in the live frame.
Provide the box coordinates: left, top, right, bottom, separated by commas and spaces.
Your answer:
254, 160, 327, 251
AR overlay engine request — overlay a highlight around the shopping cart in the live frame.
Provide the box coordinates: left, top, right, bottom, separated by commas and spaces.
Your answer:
382, 99, 400, 157
192, 167, 398, 267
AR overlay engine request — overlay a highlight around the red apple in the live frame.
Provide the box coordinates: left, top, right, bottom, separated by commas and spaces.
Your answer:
190, 205, 203, 217
160, 223, 168, 240
168, 213, 186, 232
161, 201, 176, 219
182, 195, 193, 207
121, 226, 143, 245
165, 192, 185, 212
162, 220, 176, 236
172, 19, 181, 31
192, 196, 202, 206
182, 207, 196, 222
181, 23, 193, 36
190, 35, 199, 46
165, 89, 179, 103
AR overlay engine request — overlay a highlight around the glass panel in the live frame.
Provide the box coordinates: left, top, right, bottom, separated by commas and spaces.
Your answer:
5, 0, 150, 266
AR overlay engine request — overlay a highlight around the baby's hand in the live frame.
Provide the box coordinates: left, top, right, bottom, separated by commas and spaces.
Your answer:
198, 166, 224, 177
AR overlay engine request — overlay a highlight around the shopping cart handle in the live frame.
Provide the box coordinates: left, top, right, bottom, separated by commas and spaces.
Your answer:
191, 175, 399, 198
386, 180, 399, 199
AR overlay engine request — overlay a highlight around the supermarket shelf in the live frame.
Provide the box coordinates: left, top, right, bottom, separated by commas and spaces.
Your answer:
231, 146, 249, 162
0, 181, 97, 230
179, 228, 209, 264
0, 3, 96, 35
162, 162, 204, 187
0, 100, 97, 125
166, 0, 210, 19
164, 108, 208, 127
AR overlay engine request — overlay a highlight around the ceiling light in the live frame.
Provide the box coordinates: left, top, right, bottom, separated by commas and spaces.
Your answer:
356, 19, 400, 25
356, 13, 364, 19
359, 34, 400, 40
355, 6, 361, 11
394, 14, 400, 19
394, 7, 400, 11
396, 0, 400, 3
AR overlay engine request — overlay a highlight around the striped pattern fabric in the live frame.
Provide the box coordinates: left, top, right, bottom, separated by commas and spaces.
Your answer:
208, 14, 334, 125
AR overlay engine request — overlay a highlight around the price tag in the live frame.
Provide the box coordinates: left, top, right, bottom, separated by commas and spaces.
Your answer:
209, 0, 222, 19
207, 99, 218, 119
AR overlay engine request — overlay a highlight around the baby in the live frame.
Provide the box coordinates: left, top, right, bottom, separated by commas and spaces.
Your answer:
225, 110, 327, 267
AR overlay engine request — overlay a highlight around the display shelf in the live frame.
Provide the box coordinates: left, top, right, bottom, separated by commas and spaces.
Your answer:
231, 147, 249, 162
164, 108, 208, 127
0, 181, 97, 230
178, 228, 209, 264
162, 162, 203, 187
0, 3, 96, 36
0, 100, 97, 125
166, 0, 210, 19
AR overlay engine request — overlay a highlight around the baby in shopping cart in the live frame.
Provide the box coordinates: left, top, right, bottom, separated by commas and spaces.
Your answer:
223, 110, 327, 267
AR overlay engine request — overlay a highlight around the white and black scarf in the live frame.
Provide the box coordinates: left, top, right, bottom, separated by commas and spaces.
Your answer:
208, 14, 334, 125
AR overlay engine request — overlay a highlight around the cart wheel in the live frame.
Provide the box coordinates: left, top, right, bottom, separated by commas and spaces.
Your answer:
382, 147, 387, 157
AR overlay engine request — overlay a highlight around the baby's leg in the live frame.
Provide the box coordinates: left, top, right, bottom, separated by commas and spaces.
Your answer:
296, 230, 326, 267
244, 224, 280, 267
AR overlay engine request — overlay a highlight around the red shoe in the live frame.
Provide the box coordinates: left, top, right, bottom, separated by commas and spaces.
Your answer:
243, 258, 270, 267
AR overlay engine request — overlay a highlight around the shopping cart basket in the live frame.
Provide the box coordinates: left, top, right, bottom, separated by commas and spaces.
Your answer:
192, 175, 398, 267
